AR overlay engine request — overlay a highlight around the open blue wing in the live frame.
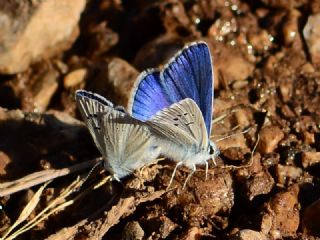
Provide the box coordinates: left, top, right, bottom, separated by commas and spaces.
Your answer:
128, 69, 171, 121
160, 42, 213, 135
128, 42, 213, 135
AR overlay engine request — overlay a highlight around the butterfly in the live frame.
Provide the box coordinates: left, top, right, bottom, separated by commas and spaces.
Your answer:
75, 90, 161, 181
128, 41, 219, 188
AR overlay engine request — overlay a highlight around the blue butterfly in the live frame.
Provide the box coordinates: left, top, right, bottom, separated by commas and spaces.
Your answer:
128, 41, 219, 188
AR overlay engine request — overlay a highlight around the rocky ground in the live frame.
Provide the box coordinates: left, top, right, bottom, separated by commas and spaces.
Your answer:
0, 0, 320, 239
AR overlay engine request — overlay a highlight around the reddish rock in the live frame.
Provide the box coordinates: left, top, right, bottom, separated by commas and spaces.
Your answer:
63, 69, 87, 89
29, 68, 59, 112
230, 229, 268, 240
178, 227, 202, 240
301, 152, 320, 168
245, 170, 274, 200
275, 164, 302, 185
236, 153, 263, 178
302, 198, 320, 237
0, 151, 10, 176
303, 131, 315, 145
248, 30, 273, 53
303, 13, 320, 67
122, 221, 144, 240
0, 0, 86, 74
107, 58, 139, 107
261, 185, 300, 238
234, 109, 252, 128
217, 134, 248, 152
282, 9, 300, 46
260, 0, 307, 8
258, 126, 285, 153
163, 170, 234, 229
212, 42, 254, 87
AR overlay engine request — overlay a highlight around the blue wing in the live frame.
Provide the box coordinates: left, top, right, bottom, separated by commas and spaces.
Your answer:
128, 42, 213, 135
160, 42, 213, 135
128, 69, 171, 121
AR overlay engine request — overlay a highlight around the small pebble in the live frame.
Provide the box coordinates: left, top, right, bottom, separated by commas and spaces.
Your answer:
63, 68, 87, 88
283, 9, 300, 46
107, 58, 139, 106
261, 185, 300, 237
258, 126, 285, 153
301, 152, 320, 168
122, 221, 144, 240
302, 198, 320, 236
230, 229, 268, 240
248, 30, 273, 53
32, 68, 59, 112
303, 132, 315, 145
245, 170, 274, 200
303, 13, 320, 67
179, 227, 202, 240
276, 164, 302, 185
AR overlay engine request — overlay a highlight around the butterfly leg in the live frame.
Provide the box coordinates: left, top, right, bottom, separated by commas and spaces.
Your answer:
182, 165, 196, 190
203, 160, 208, 181
167, 161, 183, 190
210, 142, 220, 166
212, 157, 217, 166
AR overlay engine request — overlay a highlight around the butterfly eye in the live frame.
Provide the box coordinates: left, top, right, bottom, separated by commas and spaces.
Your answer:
208, 142, 220, 157
208, 144, 214, 155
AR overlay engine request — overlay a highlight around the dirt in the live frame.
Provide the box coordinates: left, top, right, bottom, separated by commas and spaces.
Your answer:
0, 0, 320, 239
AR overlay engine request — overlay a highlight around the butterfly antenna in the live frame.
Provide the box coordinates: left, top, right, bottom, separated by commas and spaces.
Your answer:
212, 103, 259, 125
212, 104, 247, 124
220, 133, 260, 170
212, 125, 251, 142
246, 133, 260, 168
167, 161, 183, 190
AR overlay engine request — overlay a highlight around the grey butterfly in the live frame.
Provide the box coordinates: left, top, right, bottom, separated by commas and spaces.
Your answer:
147, 98, 219, 188
75, 90, 161, 181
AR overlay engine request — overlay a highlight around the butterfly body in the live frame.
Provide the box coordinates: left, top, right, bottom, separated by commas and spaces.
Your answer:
157, 139, 211, 169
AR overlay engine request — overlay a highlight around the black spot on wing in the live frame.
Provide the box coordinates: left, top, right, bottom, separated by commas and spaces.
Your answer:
88, 113, 98, 119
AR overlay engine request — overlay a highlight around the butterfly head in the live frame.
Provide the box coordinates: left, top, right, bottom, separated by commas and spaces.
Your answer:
208, 141, 220, 158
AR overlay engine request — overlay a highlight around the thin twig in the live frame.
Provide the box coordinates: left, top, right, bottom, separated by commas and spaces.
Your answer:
3, 178, 83, 240
0, 158, 101, 197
